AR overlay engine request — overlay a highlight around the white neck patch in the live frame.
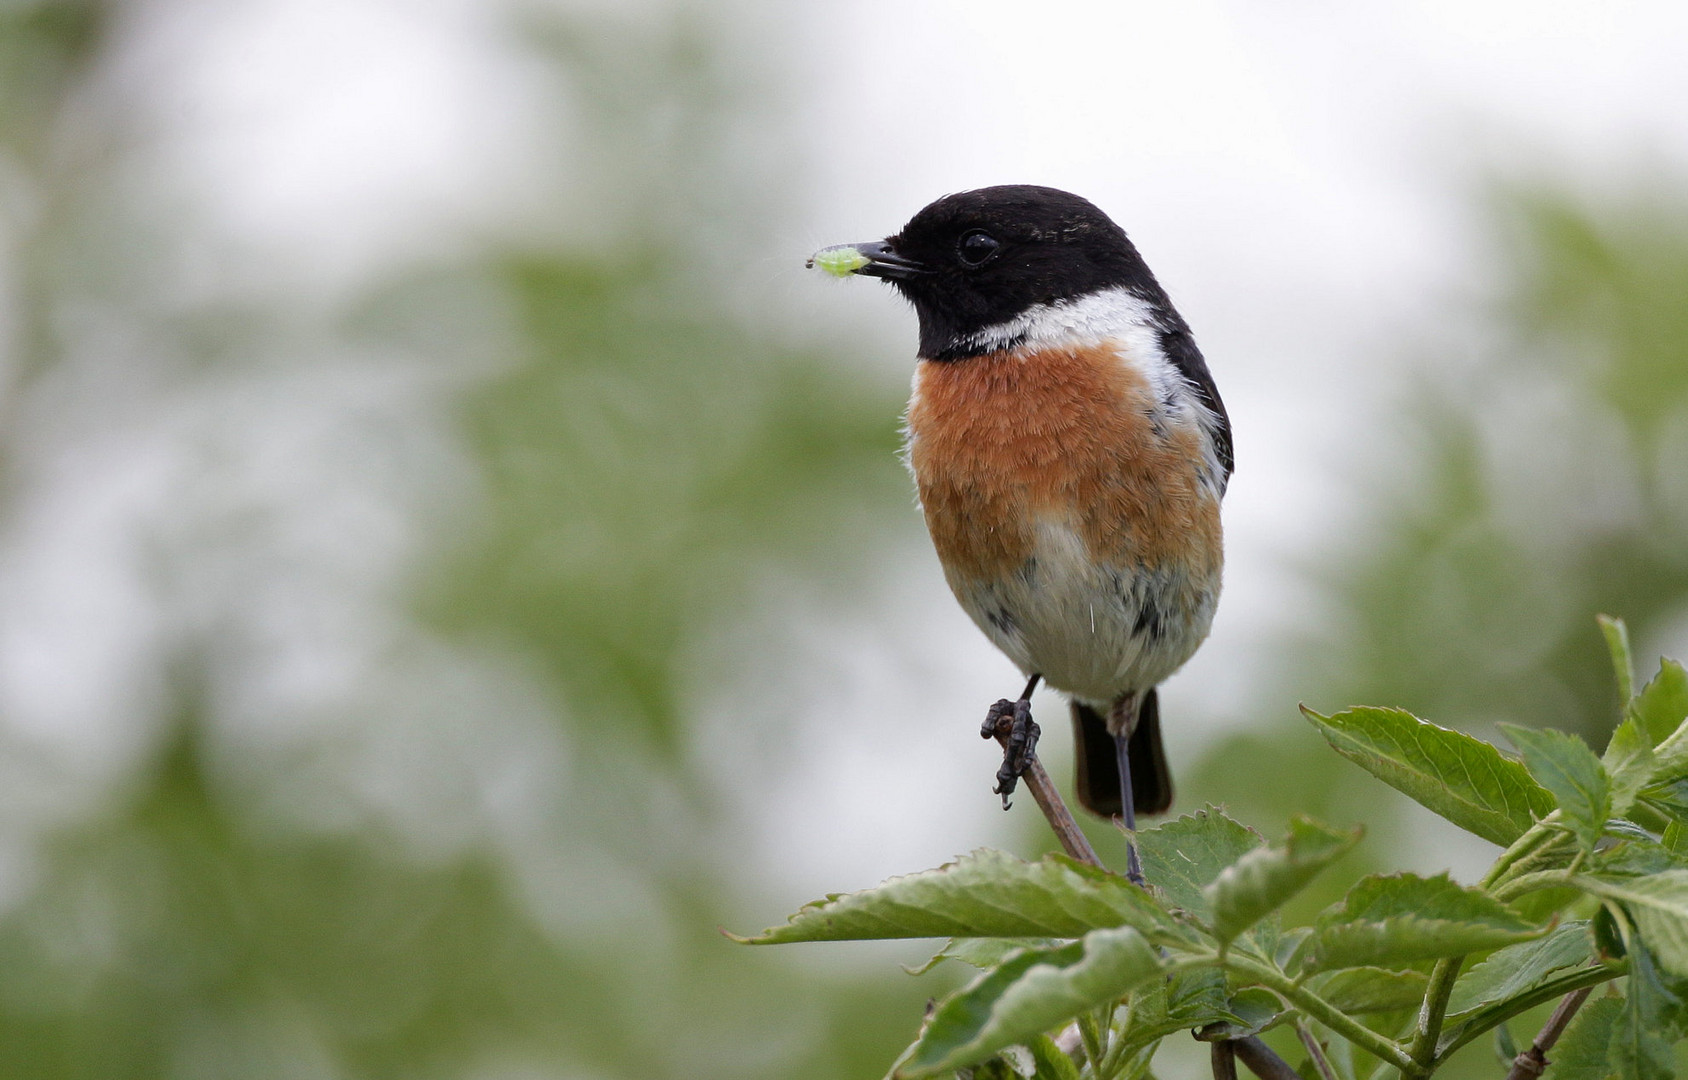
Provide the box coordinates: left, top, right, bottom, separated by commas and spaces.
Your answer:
954, 286, 1166, 355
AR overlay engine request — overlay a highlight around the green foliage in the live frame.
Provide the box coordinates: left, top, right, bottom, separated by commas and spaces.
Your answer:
895, 930, 1164, 1077
738, 849, 1177, 945
750, 622, 1688, 1078
1206, 817, 1361, 945
1302, 873, 1543, 972
1444, 923, 1593, 1016
1302, 706, 1555, 846
1501, 724, 1612, 850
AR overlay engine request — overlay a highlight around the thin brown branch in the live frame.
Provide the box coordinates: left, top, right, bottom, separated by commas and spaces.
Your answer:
991, 735, 1101, 866
1502, 986, 1594, 1080
1211, 1040, 1239, 1080
1196, 1027, 1305, 1080
1295, 1020, 1340, 1080
1232, 1036, 1305, 1080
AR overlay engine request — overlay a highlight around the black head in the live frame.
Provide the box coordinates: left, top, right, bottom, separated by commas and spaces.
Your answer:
817, 185, 1175, 360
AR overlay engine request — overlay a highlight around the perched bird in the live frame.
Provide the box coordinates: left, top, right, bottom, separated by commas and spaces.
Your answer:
810, 186, 1231, 878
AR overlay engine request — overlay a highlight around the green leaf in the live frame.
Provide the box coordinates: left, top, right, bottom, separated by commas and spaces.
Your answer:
1204, 816, 1361, 944
1580, 872, 1688, 979
1502, 724, 1612, 850
1025, 1034, 1081, 1080
1302, 872, 1544, 972
1633, 659, 1688, 747
1302, 706, 1555, 846
1604, 717, 1657, 817
1306, 967, 1429, 1013
1542, 995, 1620, 1080
906, 937, 1062, 975
1136, 807, 1262, 919
1159, 969, 1283, 1037
1445, 921, 1593, 1016
1612, 953, 1676, 1080
735, 849, 1176, 944
897, 927, 1165, 1077
1599, 614, 1635, 705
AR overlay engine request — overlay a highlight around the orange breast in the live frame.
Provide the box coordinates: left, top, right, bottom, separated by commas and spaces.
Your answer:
905, 342, 1222, 583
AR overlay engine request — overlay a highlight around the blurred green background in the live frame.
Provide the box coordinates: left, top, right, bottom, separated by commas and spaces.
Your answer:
1, 1, 1687, 1077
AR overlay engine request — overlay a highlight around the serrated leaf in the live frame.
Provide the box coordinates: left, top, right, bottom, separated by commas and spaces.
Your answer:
1603, 718, 1656, 817
1445, 921, 1592, 1016
1164, 966, 1228, 1022
1502, 724, 1612, 850
897, 927, 1165, 1077
1612, 961, 1675, 1080
1302, 706, 1555, 846
1136, 807, 1262, 919
1595, 839, 1685, 878
1303, 873, 1543, 972
1543, 996, 1620, 1080
1307, 967, 1429, 1013
1665, 821, 1688, 855
735, 849, 1175, 944
1580, 872, 1688, 979
1633, 659, 1688, 747
1204, 816, 1361, 944
906, 937, 1062, 975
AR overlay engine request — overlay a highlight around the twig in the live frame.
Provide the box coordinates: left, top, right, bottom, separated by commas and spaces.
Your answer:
1296, 1020, 1341, 1080
1195, 1025, 1305, 1080
1211, 1040, 1239, 1080
990, 734, 1102, 866
1502, 986, 1593, 1080
1233, 1036, 1306, 1080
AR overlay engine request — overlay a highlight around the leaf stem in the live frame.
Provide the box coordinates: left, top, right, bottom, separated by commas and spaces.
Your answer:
1295, 1019, 1341, 1080
1481, 817, 1560, 891
1408, 957, 1463, 1069
1432, 962, 1624, 1063
1225, 956, 1423, 1077
1491, 869, 1577, 905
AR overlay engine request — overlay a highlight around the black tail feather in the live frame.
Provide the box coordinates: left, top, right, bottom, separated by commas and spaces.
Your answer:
1071, 689, 1173, 819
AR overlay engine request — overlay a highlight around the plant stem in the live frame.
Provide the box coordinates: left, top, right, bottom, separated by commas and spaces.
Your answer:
991, 732, 1102, 867
1226, 956, 1423, 1077
1078, 1007, 1106, 1073
1232, 1037, 1303, 1080
1502, 986, 1593, 1080
1296, 1020, 1341, 1080
1408, 957, 1463, 1069
1492, 869, 1577, 905
1211, 1040, 1239, 1080
1481, 819, 1560, 890
1433, 963, 1623, 1062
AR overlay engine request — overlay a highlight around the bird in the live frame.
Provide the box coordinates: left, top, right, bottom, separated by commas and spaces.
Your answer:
809, 185, 1231, 881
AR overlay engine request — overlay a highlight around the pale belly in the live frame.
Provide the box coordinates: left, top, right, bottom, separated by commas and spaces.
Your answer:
944, 516, 1221, 705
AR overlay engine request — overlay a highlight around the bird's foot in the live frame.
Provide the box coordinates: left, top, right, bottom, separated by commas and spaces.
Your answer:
981, 696, 1039, 809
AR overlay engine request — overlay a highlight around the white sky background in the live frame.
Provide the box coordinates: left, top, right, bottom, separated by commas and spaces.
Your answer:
4, 0, 1688, 921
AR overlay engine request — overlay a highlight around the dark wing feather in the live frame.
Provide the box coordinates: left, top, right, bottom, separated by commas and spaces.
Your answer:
1158, 327, 1233, 485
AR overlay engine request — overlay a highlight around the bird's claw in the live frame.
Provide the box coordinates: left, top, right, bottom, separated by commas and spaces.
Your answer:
984, 697, 1039, 809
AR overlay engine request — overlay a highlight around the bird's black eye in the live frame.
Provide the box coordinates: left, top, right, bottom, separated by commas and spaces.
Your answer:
956, 230, 1001, 268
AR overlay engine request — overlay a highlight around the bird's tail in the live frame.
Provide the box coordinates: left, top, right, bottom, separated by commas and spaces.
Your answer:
1070, 689, 1173, 819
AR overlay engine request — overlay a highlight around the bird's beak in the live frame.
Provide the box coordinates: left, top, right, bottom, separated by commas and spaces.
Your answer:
806, 239, 928, 281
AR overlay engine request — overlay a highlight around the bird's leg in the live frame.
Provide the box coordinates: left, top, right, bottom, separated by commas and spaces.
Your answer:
1107, 690, 1147, 887
1114, 730, 1145, 885
981, 674, 1042, 809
